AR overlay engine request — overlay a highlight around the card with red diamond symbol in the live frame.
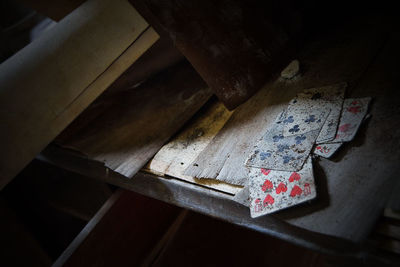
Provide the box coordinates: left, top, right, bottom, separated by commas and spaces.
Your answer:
313, 143, 343, 158
328, 97, 371, 143
248, 156, 316, 218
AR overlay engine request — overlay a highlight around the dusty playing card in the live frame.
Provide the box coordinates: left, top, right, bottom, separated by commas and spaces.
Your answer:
282, 97, 329, 137
249, 157, 316, 218
329, 97, 371, 143
246, 110, 328, 171
283, 83, 346, 140
300, 83, 346, 143
313, 143, 343, 158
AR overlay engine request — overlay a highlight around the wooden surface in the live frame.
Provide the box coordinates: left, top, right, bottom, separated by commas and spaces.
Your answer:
184, 16, 388, 187
39, 13, 400, 252
56, 62, 212, 179
53, 189, 182, 267
278, 26, 400, 242
0, 0, 156, 189
145, 99, 242, 195
38, 147, 361, 256
142, 0, 300, 109
183, 16, 400, 242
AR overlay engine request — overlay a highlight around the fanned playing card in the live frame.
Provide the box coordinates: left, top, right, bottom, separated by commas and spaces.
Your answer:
249, 157, 316, 218
282, 97, 330, 137
329, 97, 371, 143
299, 83, 346, 143
283, 83, 345, 141
313, 143, 342, 158
246, 110, 328, 171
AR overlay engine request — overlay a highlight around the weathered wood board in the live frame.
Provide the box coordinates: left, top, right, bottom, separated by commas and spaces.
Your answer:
0, 0, 156, 189
56, 62, 212, 179
184, 18, 388, 187
143, 0, 300, 109
145, 100, 242, 195
41, 15, 400, 246
278, 29, 400, 242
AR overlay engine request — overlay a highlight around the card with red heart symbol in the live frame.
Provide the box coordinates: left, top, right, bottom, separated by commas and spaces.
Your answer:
329, 97, 371, 143
313, 143, 343, 158
248, 157, 316, 218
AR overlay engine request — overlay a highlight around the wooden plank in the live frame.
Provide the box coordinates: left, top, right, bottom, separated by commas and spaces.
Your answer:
38, 147, 361, 256
280, 29, 400, 241
142, 0, 300, 109
145, 99, 242, 195
53, 189, 182, 267
56, 62, 212, 178
0, 0, 157, 189
184, 16, 388, 187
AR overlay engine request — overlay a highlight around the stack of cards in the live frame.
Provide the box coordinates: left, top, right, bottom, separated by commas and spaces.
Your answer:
245, 83, 371, 218
313, 97, 371, 158
246, 83, 346, 172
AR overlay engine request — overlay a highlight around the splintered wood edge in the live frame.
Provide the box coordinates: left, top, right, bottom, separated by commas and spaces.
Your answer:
144, 100, 242, 195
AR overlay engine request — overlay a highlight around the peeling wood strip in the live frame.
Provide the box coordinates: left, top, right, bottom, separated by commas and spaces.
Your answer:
146, 100, 242, 194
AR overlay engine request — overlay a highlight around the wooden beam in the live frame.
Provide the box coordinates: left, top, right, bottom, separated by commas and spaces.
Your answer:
55, 62, 212, 179
141, 0, 300, 109
53, 190, 182, 267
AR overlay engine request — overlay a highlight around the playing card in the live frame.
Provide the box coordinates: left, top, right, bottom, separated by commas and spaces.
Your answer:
283, 83, 346, 141
282, 97, 330, 137
313, 143, 343, 158
246, 110, 328, 171
249, 156, 316, 218
329, 97, 371, 143
302, 83, 346, 143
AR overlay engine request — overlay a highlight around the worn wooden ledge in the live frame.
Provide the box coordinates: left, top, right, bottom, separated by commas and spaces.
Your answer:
38, 145, 363, 257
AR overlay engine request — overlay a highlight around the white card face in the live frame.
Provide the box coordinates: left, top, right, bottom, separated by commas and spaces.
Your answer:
302, 83, 346, 143
282, 97, 330, 137
329, 97, 371, 143
246, 110, 328, 172
283, 83, 346, 141
313, 143, 342, 158
249, 157, 316, 218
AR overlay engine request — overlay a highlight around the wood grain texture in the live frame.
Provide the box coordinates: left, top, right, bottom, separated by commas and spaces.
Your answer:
145, 99, 242, 195
0, 0, 155, 189
39, 13, 400, 248
38, 147, 361, 255
278, 28, 400, 242
184, 17, 388, 187
56, 62, 212, 178
53, 190, 181, 267
142, 0, 300, 109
